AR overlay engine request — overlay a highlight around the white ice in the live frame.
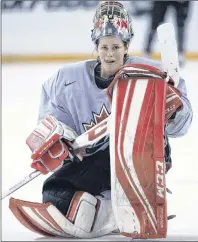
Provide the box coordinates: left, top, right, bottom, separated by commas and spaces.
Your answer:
2, 61, 198, 241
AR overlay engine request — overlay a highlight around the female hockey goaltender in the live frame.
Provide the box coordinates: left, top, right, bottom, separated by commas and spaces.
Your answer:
9, 1, 192, 239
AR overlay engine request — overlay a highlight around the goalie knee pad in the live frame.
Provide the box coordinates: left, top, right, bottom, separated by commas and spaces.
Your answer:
66, 191, 118, 236
66, 191, 97, 232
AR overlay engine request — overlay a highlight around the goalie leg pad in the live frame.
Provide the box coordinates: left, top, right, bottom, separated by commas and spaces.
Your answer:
9, 198, 69, 237
9, 191, 118, 238
109, 73, 168, 239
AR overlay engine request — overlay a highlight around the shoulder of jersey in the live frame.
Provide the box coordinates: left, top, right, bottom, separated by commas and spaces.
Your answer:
44, 59, 97, 95
57, 59, 97, 89
126, 56, 161, 69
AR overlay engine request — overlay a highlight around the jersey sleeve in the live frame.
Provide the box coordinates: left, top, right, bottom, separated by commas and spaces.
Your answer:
38, 71, 77, 133
165, 77, 193, 137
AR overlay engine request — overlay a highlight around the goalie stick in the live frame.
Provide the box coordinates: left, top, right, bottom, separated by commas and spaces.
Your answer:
1, 23, 179, 201
157, 23, 180, 87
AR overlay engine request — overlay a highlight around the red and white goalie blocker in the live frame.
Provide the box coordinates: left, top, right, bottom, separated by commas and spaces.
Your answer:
26, 116, 81, 175
9, 64, 182, 239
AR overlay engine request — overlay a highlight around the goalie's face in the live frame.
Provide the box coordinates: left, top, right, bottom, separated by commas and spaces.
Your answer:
97, 36, 128, 78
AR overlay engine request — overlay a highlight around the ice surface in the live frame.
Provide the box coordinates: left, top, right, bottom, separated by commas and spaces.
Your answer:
2, 61, 198, 241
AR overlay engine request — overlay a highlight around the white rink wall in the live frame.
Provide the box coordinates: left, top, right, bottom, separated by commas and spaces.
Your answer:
2, 0, 198, 58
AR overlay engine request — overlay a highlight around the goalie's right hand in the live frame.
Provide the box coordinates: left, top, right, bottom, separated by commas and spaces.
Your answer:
26, 116, 78, 174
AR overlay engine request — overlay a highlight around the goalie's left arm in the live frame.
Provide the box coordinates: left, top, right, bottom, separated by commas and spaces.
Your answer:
165, 77, 193, 137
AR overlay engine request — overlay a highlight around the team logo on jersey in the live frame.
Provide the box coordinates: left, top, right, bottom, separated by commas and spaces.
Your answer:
82, 104, 110, 132
82, 104, 110, 155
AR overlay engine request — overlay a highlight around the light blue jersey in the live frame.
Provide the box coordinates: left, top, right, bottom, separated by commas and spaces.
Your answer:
38, 57, 193, 155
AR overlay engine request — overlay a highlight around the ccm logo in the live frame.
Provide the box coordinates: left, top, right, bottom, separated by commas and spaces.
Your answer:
156, 160, 165, 198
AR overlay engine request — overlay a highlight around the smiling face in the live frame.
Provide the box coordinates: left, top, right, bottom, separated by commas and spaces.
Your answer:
97, 36, 128, 78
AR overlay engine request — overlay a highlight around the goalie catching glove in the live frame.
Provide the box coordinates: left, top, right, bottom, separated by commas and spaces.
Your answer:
26, 116, 78, 174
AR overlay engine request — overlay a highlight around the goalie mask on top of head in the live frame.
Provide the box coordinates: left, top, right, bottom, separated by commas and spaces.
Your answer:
91, 1, 134, 44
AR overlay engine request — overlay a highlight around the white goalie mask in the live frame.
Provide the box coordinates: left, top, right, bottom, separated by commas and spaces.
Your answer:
91, 1, 134, 44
